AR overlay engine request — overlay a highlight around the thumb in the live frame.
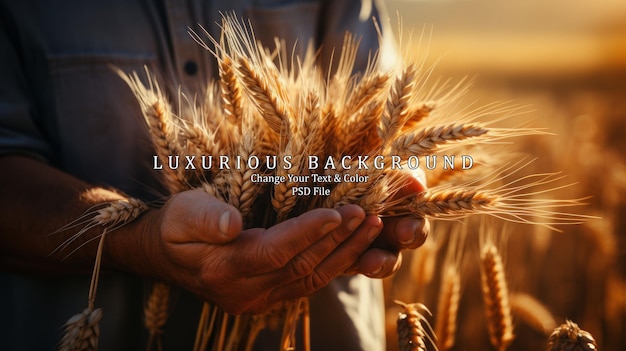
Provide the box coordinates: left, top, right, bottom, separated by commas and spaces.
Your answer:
162, 189, 243, 244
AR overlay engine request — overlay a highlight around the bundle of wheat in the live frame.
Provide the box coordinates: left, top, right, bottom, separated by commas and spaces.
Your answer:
56, 14, 593, 351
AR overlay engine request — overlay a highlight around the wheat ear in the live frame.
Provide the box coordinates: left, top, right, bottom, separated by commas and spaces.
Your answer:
117, 69, 186, 193
480, 241, 514, 351
378, 64, 417, 143
401, 101, 436, 132
343, 100, 385, 156
547, 320, 598, 351
59, 220, 112, 351
144, 281, 170, 351
344, 73, 389, 115
59, 307, 103, 351
272, 145, 304, 221
52, 198, 148, 259
433, 225, 465, 351
394, 300, 435, 351
404, 189, 497, 217
237, 57, 289, 135
435, 266, 461, 351
391, 123, 488, 157
218, 56, 243, 122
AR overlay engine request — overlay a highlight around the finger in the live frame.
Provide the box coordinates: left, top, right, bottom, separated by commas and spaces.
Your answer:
395, 168, 427, 198
354, 248, 403, 278
162, 189, 242, 244
254, 205, 365, 274
377, 217, 430, 251
268, 205, 367, 280
268, 215, 382, 301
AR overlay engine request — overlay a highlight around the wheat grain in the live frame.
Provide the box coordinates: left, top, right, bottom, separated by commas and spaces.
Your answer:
480, 241, 514, 351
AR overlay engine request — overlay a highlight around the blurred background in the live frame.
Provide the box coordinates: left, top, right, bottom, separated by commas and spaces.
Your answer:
380, 0, 626, 350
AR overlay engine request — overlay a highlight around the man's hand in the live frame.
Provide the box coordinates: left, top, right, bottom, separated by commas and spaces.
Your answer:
143, 190, 383, 314
348, 169, 430, 278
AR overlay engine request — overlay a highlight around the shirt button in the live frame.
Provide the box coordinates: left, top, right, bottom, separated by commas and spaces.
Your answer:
184, 60, 198, 75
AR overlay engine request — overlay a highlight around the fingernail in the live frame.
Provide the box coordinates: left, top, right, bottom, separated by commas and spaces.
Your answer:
320, 221, 339, 234
219, 211, 230, 235
400, 231, 416, 245
367, 226, 382, 242
369, 265, 383, 276
346, 216, 362, 231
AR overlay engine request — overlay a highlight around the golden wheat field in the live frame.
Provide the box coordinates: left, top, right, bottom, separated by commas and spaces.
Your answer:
56, 1, 626, 350
383, 1, 626, 350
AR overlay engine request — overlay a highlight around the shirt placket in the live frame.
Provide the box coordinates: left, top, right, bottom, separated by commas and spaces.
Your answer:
163, 0, 206, 94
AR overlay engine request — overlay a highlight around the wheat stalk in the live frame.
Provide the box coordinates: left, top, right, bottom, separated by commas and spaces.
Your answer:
480, 241, 514, 351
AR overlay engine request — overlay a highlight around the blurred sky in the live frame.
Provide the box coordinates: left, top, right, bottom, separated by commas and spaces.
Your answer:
383, 0, 626, 77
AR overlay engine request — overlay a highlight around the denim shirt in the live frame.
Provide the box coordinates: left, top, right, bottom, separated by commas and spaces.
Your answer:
0, 1, 386, 350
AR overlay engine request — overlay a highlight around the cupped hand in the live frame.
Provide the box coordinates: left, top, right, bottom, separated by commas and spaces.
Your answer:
148, 189, 383, 314
349, 168, 430, 278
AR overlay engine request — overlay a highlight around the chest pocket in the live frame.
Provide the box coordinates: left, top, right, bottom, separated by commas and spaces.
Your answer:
245, 1, 321, 59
